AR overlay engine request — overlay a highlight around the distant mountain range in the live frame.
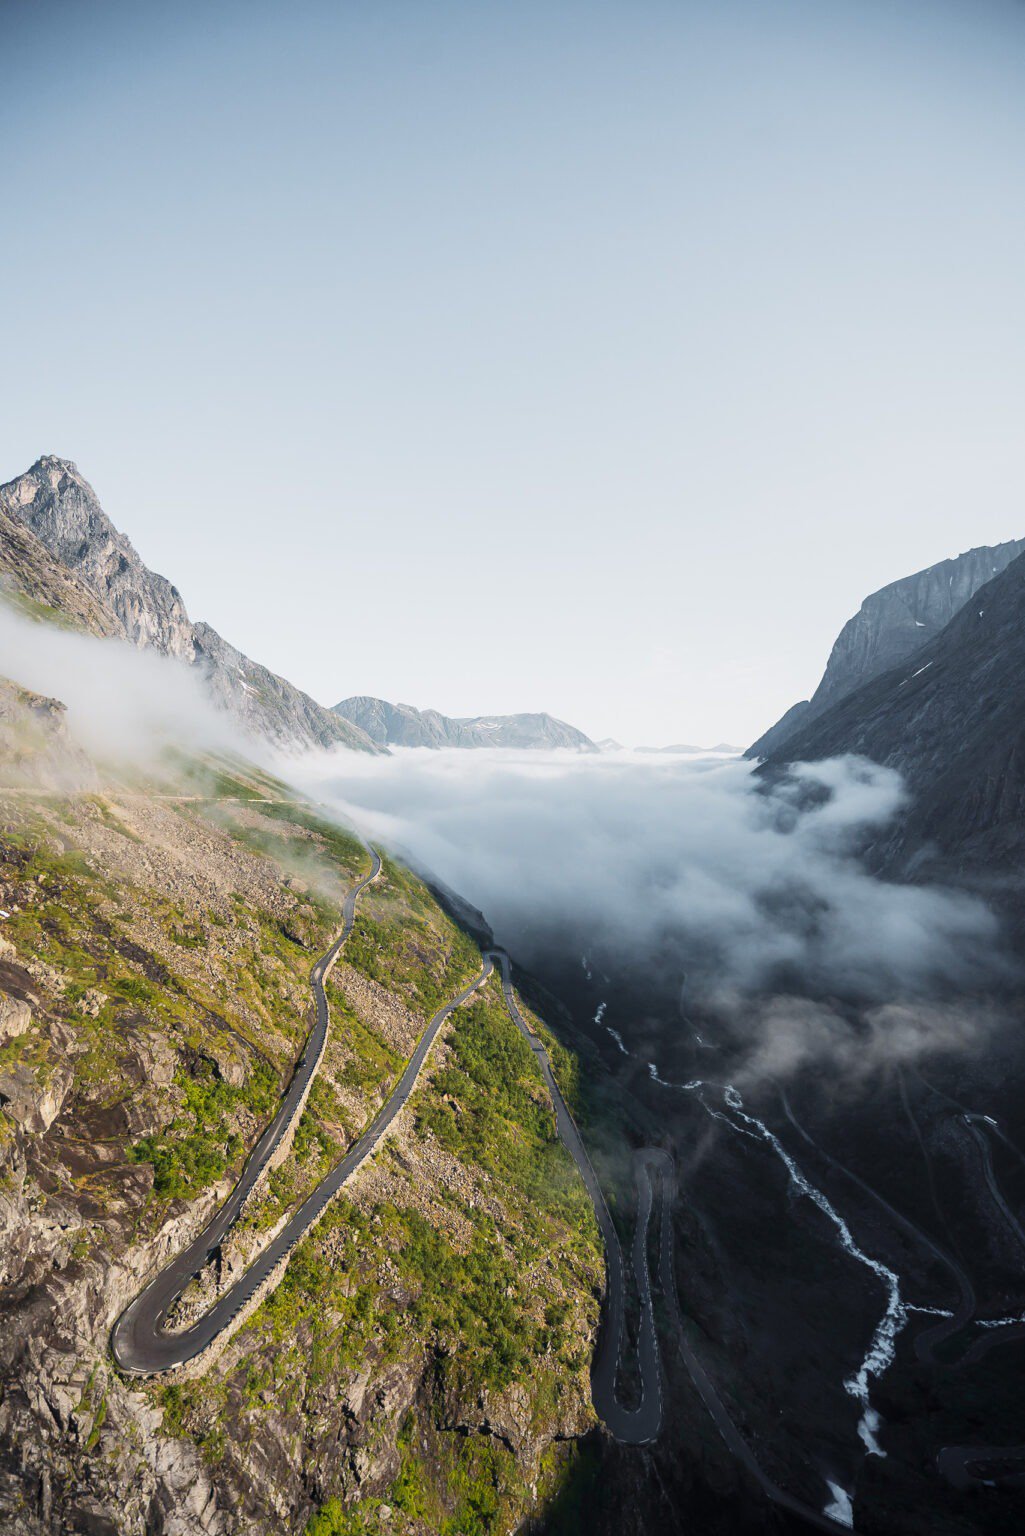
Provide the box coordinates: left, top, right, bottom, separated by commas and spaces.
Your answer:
756, 538, 1025, 886
748, 537, 1025, 759
636, 742, 740, 755
333, 695, 596, 751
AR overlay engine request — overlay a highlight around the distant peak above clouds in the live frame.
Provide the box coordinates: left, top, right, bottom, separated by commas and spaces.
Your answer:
332, 695, 595, 751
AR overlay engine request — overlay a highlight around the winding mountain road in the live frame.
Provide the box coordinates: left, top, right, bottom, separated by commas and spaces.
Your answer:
112, 849, 495, 1375
112, 863, 671, 1454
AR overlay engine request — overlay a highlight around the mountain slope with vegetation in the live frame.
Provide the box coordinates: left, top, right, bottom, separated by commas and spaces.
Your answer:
0, 708, 601, 1536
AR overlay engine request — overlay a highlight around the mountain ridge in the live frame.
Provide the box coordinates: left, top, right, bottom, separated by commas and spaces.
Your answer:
748, 536, 1025, 758
333, 694, 596, 751
758, 548, 1025, 886
0, 457, 379, 755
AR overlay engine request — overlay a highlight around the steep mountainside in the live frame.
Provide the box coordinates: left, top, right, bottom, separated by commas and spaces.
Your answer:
0, 689, 601, 1536
0, 501, 124, 640
748, 537, 1025, 758
759, 550, 1025, 882
334, 695, 595, 751
0, 458, 377, 755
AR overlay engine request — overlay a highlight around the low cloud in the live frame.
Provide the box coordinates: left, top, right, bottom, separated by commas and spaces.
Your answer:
290, 745, 1007, 1010
0, 603, 239, 765
1, 606, 1007, 1080
722, 994, 1007, 1090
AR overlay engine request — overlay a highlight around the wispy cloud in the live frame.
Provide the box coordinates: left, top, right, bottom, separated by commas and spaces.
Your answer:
0, 602, 236, 765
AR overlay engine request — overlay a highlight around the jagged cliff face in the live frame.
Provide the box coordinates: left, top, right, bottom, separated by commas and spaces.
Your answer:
748, 537, 1025, 758
0, 458, 378, 756
760, 550, 1025, 886
334, 695, 596, 751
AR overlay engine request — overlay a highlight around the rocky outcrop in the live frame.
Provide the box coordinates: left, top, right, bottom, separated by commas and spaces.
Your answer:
758, 550, 1025, 884
0, 989, 30, 1043
748, 537, 1025, 758
0, 1126, 230, 1536
0, 680, 96, 789
333, 695, 595, 751
0, 458, 378, 755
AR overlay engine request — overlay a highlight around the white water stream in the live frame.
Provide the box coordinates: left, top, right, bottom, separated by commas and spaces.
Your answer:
722, 1086, 905, 1457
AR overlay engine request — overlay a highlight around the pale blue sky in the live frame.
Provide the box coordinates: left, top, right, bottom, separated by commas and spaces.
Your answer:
4, 0, 1025, 745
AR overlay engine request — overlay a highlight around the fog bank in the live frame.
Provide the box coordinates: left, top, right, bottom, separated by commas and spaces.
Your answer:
291, 745, 1005, 1006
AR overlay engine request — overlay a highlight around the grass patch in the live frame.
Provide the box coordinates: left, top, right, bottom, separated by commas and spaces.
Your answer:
130, 1058, 279, 1199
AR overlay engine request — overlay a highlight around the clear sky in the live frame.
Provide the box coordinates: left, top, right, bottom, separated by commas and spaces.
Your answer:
3, 0, 1025, 748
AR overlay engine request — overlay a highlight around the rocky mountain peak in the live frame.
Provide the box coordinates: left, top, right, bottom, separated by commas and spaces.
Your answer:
2, 456, 195, 660
0, 457, 379, 754
31, 453, 83, 478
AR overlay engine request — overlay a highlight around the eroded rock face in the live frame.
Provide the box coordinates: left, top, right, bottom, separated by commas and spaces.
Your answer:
0, 1112, 229, 1536
758, 548, 1025, 882
0, 1063, 71, 1134
3, 457, 195, 660
0, 988, 31, 1042
0, 498, 124, 641
748, 536, 1025, 758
